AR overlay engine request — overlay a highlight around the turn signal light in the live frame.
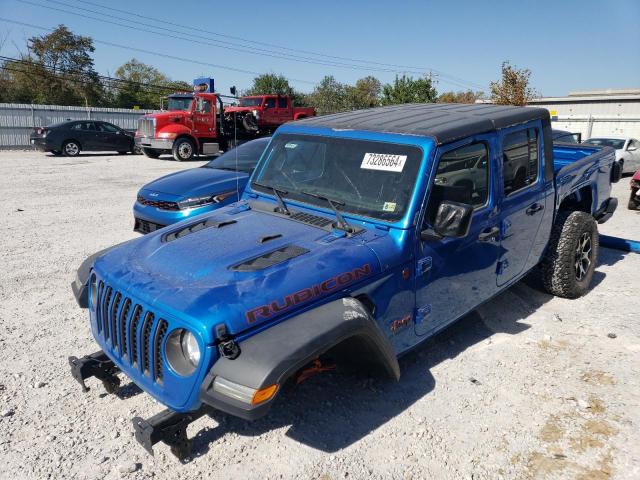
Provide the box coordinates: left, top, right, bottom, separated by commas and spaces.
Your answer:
251, 384, 278, 405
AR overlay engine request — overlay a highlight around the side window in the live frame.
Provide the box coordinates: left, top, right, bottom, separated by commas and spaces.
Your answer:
196, 98, 211, 113
72, 122, 95, 131
98, 123, 119, 133
502, 128, 539, 195
265, 97, 276, 108
278, 97, 288, 108
426, 142, 489, 225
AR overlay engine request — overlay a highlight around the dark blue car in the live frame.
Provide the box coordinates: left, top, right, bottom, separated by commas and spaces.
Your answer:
133, 137, 270, 233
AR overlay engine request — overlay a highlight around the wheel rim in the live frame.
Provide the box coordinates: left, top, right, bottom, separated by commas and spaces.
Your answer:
178, 142, 192, 159
65, 143, 79, 155
574, 232, 592, 281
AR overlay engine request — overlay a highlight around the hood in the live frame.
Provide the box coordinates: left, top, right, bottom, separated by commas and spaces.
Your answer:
145, 111, 189, 121
139, 167, 249, 200
94, 205, 383, 339
224, 106, 256, 114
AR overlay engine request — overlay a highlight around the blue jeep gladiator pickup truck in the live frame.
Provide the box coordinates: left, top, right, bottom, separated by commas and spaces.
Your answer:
69, 103, 619, 460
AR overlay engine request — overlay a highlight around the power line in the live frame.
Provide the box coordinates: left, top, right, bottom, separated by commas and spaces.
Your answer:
72, 0, 486, 90
0, 17, 318, 86
13, 0, 486, 90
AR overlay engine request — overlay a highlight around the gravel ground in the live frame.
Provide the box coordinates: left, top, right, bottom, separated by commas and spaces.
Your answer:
0, 151, 639, 480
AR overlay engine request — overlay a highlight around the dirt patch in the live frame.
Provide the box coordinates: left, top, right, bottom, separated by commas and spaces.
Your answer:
581, 370, 616, 386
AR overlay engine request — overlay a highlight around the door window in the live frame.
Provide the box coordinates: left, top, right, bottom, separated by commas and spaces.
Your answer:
72, 122, 95, 131
97, 122, 119, 133
196, 98, 211, 113
264, 97, 276, 108
502, 128, 539, 195
278, 97, 288, 108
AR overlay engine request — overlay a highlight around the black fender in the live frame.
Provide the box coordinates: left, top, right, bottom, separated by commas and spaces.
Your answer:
199, 297, 400, 420
70, 241, 132, 308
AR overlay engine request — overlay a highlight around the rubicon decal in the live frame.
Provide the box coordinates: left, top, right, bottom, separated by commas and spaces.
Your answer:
246, 264, 372, 324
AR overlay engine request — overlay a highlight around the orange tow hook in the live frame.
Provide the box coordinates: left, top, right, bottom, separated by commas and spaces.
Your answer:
295, 358, 336, 385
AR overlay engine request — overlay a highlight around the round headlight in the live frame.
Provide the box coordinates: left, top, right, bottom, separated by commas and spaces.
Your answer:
165, 329, 201, 376
89, 273, 97, 309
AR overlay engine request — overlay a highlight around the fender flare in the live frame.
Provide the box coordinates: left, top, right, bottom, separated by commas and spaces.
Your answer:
70, 240, 134, 308
199, 297, 400, 420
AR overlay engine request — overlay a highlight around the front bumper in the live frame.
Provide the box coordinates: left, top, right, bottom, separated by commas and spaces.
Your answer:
136, 136, 174, 150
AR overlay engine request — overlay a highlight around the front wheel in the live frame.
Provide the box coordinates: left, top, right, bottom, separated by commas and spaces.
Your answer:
172, 137, 196, 162
540, 211, 599, 298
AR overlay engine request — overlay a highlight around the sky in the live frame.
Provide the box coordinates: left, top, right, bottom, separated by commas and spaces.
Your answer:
0, 0, 639, 98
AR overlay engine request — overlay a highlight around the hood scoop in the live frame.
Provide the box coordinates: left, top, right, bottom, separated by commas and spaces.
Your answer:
163, 218, 237, 243
230, 245, 309, 272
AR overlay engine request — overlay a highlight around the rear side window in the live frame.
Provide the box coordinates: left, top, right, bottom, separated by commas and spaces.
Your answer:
72, 122, 95, 131
265, 97, 276, 108
278, 97, 288, 108
502, 128, 539, 195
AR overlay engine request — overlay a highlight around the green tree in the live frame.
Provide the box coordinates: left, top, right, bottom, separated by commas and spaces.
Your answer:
243, 73, 308, 106
437, 90, 484, 103
489, 61, 537, 106
344, 76, 382, 110
306, 75, 348, 115
381, 74, 437, 105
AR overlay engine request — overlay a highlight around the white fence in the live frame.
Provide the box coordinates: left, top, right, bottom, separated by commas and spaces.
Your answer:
0, 103, 156, 149
551, 116, 640, 141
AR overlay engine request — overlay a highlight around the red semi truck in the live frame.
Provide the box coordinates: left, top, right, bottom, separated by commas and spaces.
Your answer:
135, 79, 316, 161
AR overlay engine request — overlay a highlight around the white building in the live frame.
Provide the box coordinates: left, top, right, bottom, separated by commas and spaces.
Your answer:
528, 89, 640, 140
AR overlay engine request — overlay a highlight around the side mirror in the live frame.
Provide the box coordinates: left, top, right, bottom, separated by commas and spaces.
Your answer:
421, 200, 473, 241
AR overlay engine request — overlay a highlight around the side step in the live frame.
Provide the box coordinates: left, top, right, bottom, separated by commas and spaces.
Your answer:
133, 408, 209, 461
68, 350, 121, 393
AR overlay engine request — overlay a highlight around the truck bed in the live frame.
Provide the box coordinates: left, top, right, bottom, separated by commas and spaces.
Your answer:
552, 143, 616, 216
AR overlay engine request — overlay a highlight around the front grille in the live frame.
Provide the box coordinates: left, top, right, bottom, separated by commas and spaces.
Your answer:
94, 281, 171, 383
138, 117, 155, 138
134, 217, 166, 235
137, 195, 180, 211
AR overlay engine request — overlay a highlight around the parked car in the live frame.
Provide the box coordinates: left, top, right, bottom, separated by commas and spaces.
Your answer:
582, 136, 640, 174
30, 120, 138, 157
133, 137, 270, 233
552, 129, 581, 144
69, 104, 618, 460
629, 169, 640, 210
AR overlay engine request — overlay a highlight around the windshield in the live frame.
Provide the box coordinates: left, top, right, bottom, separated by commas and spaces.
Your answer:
252, 134, 423, 222
205, 137, 269, 173
167, 96, 193, 111
584, 138, 625, 149
239, 97, 263, 107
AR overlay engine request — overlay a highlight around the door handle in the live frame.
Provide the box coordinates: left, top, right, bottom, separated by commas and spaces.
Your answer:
526, 203, 544, 215
478, 226, 500, 242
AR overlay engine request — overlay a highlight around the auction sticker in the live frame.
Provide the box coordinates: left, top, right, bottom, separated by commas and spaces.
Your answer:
361, 153, 407, 172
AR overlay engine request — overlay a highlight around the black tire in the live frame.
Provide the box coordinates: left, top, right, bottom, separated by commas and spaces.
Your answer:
62, 140, 81, 157
629, 189, 640, 210
172, 137, 196, 162
142, 148, 161, 159
132, 145, 142, 155
540, 211, 599, 299
117, 151, 128, 155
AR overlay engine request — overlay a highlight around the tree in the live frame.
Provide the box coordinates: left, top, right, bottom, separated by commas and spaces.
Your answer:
381, 74, 437, 105
243, 73, 308, 106
343, 76, 382, 110
113, 59, 190, 109
437, 90, 484, 103
489, 61, 537, 106
306, 75, 349, 115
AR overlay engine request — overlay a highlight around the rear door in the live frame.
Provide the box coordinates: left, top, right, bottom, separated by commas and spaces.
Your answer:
496, 123, 546, 286
276, 96, 292, 123
414, 134, 501, 336
70, 121, 99, 150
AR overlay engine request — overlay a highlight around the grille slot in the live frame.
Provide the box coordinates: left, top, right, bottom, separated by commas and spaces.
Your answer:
136, 195, 180, 211
230, 245, 309, 272
141, 312, 155, 375
290, 211, 333, 228
110, 292, 122, 349
153, 320, 168, 382
96, 281, 104, 333
119, 298, 132, 357
102, 286, 113, 341
138, 118, 155, 137
129, 305, 143, 366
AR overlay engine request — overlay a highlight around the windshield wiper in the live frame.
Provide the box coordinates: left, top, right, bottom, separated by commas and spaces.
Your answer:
252, 181, 290, 215
299, 190, 353, 233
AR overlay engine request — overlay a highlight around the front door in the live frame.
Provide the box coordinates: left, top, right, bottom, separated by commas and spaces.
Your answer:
276, 96, 291, 123
497, 124, 546, 286
415, 135, 501, 336
95, 122, 129, 151
262, 97, 277, 125
193, 97, 214, 138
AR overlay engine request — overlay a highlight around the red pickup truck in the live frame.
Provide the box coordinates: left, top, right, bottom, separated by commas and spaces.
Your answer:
224, 95, 316, 134
136, 92, 315, 162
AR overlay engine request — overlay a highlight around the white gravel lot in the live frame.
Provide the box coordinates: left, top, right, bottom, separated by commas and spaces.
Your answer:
0, 150, 639, 480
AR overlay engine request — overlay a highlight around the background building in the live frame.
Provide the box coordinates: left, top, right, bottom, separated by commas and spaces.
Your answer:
529, 89, 640, 140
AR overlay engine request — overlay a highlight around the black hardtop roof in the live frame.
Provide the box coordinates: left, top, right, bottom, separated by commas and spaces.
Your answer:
294, 103, 550, 145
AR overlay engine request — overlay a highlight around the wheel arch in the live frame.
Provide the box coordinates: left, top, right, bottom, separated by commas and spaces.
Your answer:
559, 185, 594, 215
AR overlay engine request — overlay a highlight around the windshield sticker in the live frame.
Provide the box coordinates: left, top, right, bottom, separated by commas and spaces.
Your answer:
284, 142, 298, 149
383, 202, 397, 212
361, 153, 407, 172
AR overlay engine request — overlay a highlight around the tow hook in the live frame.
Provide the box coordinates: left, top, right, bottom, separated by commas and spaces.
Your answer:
295, 358, 337, 384
68, 350, 121, 393
215, 323, 240, 359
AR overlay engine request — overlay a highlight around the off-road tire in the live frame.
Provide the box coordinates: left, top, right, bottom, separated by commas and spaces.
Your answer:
172, 137, 196, 162
62, 140, 81, 157
628, 190, 640, 210
142, 148, 160, 159
541, 211, 598, 299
